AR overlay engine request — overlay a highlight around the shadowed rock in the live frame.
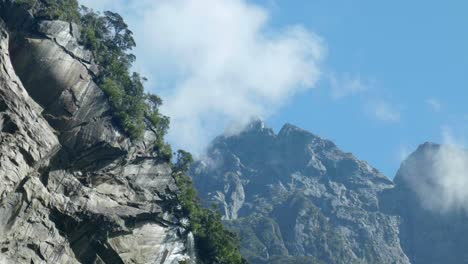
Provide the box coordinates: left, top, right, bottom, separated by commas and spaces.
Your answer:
0, 4, 195, 264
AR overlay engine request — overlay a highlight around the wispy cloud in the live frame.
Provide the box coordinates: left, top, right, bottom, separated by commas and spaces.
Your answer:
79, 0, 325, 154
79, 0, 117, 10
329, 73, 369, 99
426, 98, 442, 113
367, 101, 401, 123
401, 128, 468, 213
398, 144, 412, 162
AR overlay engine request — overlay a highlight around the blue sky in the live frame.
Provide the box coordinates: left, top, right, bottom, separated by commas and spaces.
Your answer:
80, 0, 468, 178
263, 0, 468, 177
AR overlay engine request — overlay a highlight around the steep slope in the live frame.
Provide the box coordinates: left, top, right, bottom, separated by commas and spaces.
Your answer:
0, 5, 195, 264
191, 120, 409, 264
380, 143, 468, 264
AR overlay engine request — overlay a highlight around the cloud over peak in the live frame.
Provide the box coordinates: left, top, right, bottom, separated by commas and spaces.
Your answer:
79, 0, 326, 154
401, 130, 468, 213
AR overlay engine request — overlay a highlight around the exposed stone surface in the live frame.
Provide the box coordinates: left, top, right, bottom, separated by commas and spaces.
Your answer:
0, 8, 196, 264
192, 120, 410, 264
9, 18, 127, 159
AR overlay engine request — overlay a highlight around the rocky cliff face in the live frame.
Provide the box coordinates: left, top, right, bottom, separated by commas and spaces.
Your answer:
380, 143, 468, 264
0, 5, 195, 264
191, 121, 410, 264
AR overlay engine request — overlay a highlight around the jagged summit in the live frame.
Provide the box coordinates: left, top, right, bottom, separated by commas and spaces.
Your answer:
236, 120, 327, 142
229, 118, 275, 138
278, 123, 338, 150
278, 122, 311, 137
244, 118, 267, 131
195, 121, 468, 264
411, 141, 441, 155
192, 122, 408, 264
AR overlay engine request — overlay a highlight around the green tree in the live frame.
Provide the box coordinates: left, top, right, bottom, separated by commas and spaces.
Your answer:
173, 153, 246, 264
174, 150, 194, 173
80, 8, 169, 140
16, 0, 80, 22
14, 1, 168, 141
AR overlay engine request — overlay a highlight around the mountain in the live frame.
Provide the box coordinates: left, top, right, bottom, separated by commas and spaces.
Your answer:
192, 120, 468, 264
2, 1, 467, 264
191, 120, 410, 264
0, 2, 200, 263
380, 143, 468, 264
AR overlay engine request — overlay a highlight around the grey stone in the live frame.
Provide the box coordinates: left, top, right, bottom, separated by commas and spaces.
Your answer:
192, 120, 410, 264
0, 10, 196, 264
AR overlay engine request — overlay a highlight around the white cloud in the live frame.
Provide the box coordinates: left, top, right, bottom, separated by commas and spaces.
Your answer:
367, 101, 401, 123
78, 0, 325, 154
401, 129, 468, 212
398, 144, 412, 162
79, 0, 117, 10
426, 98, 442, 113
329, 73, 369, 99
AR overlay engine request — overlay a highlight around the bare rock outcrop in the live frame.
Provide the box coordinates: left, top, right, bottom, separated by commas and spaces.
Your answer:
0, 6, 195, 264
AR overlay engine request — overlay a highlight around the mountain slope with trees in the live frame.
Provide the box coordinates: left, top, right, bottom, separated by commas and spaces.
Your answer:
0, 0, 244, 263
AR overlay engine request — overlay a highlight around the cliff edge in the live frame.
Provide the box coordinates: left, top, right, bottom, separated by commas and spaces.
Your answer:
0, 3, 195, 263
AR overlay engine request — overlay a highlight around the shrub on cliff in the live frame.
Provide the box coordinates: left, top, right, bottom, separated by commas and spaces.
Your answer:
174, 150, 247, 264
80, 8, 170, 142
15, 0, 80, 22
15, 0, 170, 142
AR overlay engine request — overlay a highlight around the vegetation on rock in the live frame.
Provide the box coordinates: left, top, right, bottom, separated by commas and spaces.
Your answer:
80, 8, 171, 141
12, 0, 247, 262
16, 0, 170, 143
15, 0, 80, 22
174, 150, 247, 264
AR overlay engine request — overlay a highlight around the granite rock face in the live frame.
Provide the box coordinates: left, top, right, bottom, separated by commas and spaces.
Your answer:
191, 120, 410, 264
0, 6, 195, 264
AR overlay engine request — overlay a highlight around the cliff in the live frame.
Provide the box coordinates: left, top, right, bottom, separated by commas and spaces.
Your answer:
0, 3, 195, 263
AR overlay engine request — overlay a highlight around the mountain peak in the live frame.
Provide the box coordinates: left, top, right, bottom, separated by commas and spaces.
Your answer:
192, 121, 406, 264
278, 123, 316, 138
278, 123, 338, 150
415, 142, 441, 152
279, 122, 302, 133
244, 118, 266, 131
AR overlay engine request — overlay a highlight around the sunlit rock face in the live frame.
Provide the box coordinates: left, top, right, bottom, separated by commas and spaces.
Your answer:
0, 4, 195, 264
192, 120, 410, 264
9, 18, 129, 159
380, 143, 468, 264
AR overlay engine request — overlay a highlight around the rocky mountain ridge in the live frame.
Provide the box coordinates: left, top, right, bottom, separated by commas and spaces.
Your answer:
192, 120, 468, 264
192, 120, 410, 264
1, 2, 466, 264
0, 3, 195, 263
